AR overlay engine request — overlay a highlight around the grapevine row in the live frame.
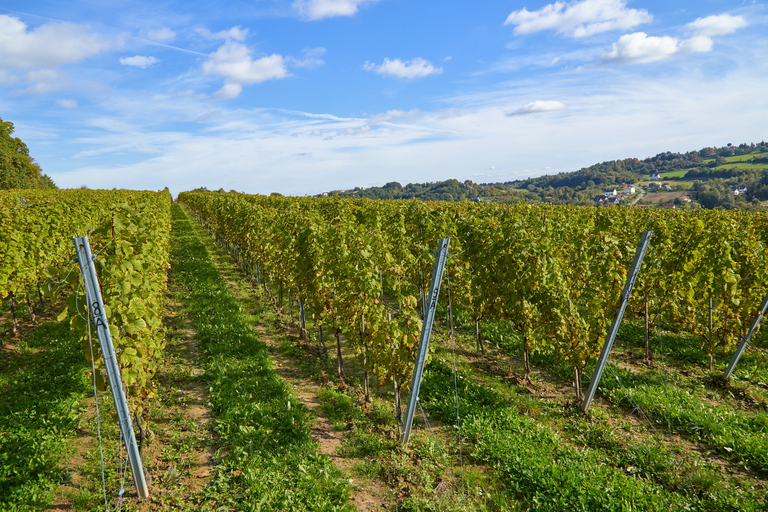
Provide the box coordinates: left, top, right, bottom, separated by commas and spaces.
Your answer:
1, 189, 172, 413
179, 192, 768, 400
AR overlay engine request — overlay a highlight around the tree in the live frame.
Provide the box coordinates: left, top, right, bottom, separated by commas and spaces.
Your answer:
0, 117, 56, 190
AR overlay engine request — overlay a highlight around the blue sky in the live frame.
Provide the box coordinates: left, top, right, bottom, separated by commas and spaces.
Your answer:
1, 0, 766, 196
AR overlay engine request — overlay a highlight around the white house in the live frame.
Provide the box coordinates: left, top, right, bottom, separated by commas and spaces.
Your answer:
733, 186, 748, 196
623, 187, 636, 194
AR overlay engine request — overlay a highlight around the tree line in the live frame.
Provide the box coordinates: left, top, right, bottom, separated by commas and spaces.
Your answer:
0, 117, 56, 190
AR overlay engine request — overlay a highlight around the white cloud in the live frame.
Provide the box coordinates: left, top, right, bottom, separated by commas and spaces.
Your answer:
505, 0, 652, 38
288, 47, 326, 68
364, 58, 442, 79
195, 26, 249, 42
146, 27, 176, 42
26, 69, 60, 81
600, 32, 711, 65
0, 70, 19, 84
293, 0, 381, 21
321, 109, 417, 139
0, 15, 110, 69
678, 36, 714, 54
18, 81, 66, 95
203, 41, 289, 98
120, 55, 160, 68
505, 100, 566, 116
688, 14, 747, 37
56, 99, 78, 108
213, 83, 243, 100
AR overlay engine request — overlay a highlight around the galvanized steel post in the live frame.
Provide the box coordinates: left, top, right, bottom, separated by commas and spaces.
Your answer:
73, 236, 149, 498
582, 230, 652, 413
402, 237, 450, 444
723, 291, 768, 381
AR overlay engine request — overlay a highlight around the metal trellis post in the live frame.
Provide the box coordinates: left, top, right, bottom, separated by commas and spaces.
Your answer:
73, 236, 149, 499
723, 290, 768, 381
582, 229, 653, 412
402, 237, 450, 444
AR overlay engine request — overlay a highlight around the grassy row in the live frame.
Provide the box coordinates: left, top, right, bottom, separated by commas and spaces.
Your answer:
170, 203, 354, 510
0, 320, 90, 510
579, 323, 768, 475
605, 379, 768, 475
419, 358, 768, 511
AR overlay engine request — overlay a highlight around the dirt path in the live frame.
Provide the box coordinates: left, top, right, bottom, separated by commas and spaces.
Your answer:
130, 292, 216, 511
259, 325, 388, 512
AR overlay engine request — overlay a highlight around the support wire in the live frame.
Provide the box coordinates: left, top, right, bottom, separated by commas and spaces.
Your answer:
416, 400, 466, 504
445, 272, 466, 499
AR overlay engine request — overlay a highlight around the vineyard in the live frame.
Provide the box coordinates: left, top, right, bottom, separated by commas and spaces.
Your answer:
1, 189, 767, 511
178, 192, 768, 398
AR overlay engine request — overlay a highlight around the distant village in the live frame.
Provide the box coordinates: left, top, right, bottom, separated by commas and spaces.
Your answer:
592, 183, 637, 205
592, 173, 748, 207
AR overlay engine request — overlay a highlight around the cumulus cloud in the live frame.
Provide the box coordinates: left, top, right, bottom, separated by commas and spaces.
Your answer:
120, 55, 160, 68
14, 69, 66, 95
56, 99, 78, 108
688, 14, 747, 37
0, 15, 111, 69
505, 0, 651, 38
364, 58, 442, 79
600, 32, 711, 65
195, 26, 249, 41
203, 41, 289, 98
293, 0, 381, 21
146, 27, 176, 42
505, 100, 566, 116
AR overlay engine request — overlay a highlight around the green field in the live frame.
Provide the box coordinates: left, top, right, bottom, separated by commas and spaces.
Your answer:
725, 152, 768, 162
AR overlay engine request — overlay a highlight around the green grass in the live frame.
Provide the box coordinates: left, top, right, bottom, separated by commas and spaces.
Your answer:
725, 152, 768, 163
602, 373, 768, 476
658, 170, 689, 178
0, 320, 91, 511
425, 316, 768, 511
420, 362, 698, 511
170, 203, 354, 511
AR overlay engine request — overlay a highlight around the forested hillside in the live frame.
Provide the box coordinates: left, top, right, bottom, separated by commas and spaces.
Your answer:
321, 141, 768, 208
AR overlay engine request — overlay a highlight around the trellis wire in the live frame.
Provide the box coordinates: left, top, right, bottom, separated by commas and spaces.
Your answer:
445, 270, 466, 499
417, 400, 466, 505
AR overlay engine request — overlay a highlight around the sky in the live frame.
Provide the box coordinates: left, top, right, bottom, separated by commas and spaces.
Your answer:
1, 0, 766, 197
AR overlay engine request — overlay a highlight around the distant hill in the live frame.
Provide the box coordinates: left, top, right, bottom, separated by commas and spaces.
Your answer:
321, 179, 532, 203
321, 141, 768, 209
